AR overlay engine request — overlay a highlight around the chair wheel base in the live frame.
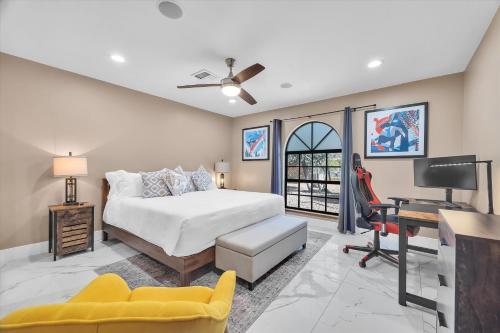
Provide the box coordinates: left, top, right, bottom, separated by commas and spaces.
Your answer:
359, 260, 366, 268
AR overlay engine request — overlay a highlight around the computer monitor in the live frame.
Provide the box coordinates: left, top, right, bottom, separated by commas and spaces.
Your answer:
414, 155, 477, 204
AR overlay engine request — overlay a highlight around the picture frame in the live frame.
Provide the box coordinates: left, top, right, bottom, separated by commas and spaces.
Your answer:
242, 125, 270, 161
364, 102, 428, 159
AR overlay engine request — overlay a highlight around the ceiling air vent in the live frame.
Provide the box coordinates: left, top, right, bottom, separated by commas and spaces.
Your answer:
191, 69, 218, 80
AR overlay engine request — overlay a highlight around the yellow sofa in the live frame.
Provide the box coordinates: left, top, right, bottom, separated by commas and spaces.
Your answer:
0, 271, 236, 333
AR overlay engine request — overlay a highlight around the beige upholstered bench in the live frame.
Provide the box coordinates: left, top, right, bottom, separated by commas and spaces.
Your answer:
215, 215, 307, 290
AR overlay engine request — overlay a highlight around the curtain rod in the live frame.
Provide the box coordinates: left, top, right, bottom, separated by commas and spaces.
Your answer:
269, 104, 377, 123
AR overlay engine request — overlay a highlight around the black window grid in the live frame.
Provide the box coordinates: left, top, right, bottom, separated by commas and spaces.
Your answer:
285, 149, 341, 216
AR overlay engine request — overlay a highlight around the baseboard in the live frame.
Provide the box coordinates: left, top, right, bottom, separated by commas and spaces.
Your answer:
0, 231, 103, 265
286, 209, 338, 222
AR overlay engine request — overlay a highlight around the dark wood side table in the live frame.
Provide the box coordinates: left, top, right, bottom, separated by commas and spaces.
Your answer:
48, 203, 95, 261
437, 210, 500, 332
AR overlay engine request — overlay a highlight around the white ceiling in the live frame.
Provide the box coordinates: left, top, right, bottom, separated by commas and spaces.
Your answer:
1, 0, 498, 117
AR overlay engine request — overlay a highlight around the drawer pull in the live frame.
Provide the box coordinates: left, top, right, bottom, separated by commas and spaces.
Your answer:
437, 311, 448, 328
438, 274, 448, 287
440, 238, 448, 246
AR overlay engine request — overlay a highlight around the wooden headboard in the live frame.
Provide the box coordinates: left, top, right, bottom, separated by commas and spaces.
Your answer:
101, 178, 110, 219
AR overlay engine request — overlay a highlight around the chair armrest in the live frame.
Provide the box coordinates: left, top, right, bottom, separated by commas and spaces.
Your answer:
388, 197, 409, 205
369, 204, 398, 237
369, 203, 399, 210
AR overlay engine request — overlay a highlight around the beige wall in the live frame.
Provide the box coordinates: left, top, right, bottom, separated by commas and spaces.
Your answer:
463, 9, 500, 214
231, 74, 465, 205
2, 9, 498, 250
0, 53, 232, 250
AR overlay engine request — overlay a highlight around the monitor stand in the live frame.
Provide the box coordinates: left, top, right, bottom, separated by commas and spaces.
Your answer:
445, 188, 453, 204
444, 188, 462, 209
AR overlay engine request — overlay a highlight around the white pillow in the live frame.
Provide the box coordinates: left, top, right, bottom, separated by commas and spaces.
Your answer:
105, 170, 143, 199
120, 172, 143, 197
105, 170, 123, 199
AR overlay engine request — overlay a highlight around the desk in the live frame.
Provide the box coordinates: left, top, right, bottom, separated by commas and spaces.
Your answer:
397, 202, 475, 310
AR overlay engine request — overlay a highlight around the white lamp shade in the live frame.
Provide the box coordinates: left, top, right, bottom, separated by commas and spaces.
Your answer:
53, 156, 88, 177
215, 161, 230, 173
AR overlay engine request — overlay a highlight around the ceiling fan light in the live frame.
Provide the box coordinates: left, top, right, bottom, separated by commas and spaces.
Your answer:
221, 84, 241, 97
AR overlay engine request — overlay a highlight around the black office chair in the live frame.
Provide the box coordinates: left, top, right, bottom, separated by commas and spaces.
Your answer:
343, 153, 420, 268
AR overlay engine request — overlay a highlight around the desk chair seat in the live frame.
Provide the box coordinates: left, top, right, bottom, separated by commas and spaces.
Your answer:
369, 213, 418, 237
343, 153, 420, 268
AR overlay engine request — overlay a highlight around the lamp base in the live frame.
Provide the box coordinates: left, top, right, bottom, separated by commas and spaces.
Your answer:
63, 202, 80, 206
220, 173, 225, 189
65, 177, 78, 205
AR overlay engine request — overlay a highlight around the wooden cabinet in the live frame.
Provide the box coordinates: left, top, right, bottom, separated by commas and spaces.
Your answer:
437, 210, 500, 333
49, 203, 94, 260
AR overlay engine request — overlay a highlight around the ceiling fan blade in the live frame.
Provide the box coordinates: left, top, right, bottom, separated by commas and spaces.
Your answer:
233, 63, 265, 84
177, 84, 220, 88
239, 88, 257, 105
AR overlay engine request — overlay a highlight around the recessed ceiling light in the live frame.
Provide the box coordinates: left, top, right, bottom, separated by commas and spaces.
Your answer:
110, 54, 125, 63
280, 82, 293, 88
367, 59, 383, 68
228, 99, 236, 104
158, 0, 183, 19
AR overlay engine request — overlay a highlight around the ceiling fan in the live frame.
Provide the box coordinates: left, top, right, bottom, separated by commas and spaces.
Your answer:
177, 58, 265, 105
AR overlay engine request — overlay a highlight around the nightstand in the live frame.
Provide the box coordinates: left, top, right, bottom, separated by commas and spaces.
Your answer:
48, 203, 95, 261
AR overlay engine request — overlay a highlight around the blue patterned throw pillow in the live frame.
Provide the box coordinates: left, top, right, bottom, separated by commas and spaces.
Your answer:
139, 169, 170, 198
182, 170, 196, 193
191, 165, 214, 191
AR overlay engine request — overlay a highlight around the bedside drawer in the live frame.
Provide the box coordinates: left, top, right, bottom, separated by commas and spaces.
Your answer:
56, 208, 92, 223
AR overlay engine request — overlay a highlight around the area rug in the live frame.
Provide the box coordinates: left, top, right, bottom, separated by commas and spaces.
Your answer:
96, 230, 331, 333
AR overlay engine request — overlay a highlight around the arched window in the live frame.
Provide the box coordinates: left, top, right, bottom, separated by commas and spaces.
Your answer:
285, 122, 342, 215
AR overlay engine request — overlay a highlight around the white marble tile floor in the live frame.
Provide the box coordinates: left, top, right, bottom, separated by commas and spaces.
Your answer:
0, 216, 437, 333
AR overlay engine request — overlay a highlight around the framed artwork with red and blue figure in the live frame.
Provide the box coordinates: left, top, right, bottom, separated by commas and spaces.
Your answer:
364, 102, 428, 159
242, 125, 270, 160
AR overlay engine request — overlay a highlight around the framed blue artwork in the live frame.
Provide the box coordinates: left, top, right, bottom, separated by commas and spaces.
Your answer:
364, 102, 428, 159
242, 125, 270, 160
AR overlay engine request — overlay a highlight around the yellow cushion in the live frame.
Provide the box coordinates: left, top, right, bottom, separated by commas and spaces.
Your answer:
0, 271, 236, 333
130, 286, 213, 303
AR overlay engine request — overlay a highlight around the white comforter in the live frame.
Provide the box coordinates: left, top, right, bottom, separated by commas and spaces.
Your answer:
103, 189, 284, 256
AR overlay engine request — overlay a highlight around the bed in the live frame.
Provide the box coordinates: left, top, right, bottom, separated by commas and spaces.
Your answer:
101, 179, 284, 286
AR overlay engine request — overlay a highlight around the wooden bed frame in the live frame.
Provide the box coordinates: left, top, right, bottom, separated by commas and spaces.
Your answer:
101, 179, 215, 286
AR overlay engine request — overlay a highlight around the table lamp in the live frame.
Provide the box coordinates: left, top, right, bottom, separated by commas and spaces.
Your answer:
53, 152, 88, 205
215, 160, 230, 189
